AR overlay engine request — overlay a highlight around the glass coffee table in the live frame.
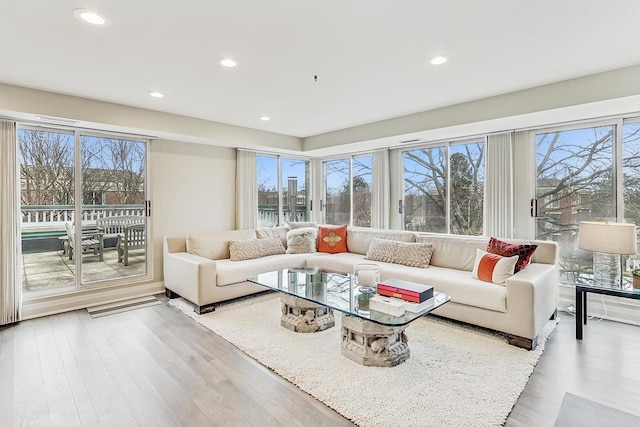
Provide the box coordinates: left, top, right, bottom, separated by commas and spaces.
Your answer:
248, 267, 450, 367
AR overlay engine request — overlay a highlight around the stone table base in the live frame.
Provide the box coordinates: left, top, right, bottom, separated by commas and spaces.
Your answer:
280, 294, 335, 333
340, 314, 410, 367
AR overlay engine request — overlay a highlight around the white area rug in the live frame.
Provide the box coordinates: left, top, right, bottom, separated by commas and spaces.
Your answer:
170, 294, 556, 427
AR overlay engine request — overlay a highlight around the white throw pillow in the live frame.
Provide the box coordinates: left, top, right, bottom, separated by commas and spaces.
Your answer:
286, 227, 318, 254
472, 249, 518, 285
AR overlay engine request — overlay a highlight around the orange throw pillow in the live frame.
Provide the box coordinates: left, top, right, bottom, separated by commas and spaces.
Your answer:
317, 225, 348, 254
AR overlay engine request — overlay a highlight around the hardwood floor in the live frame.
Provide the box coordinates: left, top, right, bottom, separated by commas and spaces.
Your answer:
0, 298, 354, 427
1, 301, 640, 426
506, 312, 640, 426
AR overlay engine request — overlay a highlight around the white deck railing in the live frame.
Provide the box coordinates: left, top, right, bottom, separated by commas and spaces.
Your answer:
22, 205, 307, 233
258, 207, 308, 228
21, 205, 145, 231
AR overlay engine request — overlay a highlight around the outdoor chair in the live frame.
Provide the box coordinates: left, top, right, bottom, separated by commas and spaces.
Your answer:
117, 223, 145, 266
65, 221, 104, 261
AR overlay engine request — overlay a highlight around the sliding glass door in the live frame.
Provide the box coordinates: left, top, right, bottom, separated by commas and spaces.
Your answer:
79, 134, 147, 284
19, 125, 148, 294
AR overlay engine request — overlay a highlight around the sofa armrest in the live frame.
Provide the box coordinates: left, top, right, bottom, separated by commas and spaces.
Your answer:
163, 249, 218, 306
504, 263, 560, 339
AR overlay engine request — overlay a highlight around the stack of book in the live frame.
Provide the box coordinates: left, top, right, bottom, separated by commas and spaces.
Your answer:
368, 278, 435, 316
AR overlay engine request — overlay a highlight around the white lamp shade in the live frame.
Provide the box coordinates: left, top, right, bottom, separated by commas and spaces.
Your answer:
578, 221, 638, 255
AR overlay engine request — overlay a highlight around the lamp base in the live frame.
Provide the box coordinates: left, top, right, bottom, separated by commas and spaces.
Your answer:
593, 252, 621, 288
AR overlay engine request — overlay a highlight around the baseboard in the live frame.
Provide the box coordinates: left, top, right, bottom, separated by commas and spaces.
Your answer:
21, 281, 165, 320
559, 283, 640, 326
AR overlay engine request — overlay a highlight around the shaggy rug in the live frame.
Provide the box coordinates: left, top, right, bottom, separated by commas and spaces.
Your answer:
169, 294, 556, 427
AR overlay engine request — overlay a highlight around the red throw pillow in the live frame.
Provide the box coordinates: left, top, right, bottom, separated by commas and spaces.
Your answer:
317, 225, 348, 254
486, 237, 537, 273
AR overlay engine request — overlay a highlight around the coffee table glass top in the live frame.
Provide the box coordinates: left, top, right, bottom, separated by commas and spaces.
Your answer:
247, 267, 450, 327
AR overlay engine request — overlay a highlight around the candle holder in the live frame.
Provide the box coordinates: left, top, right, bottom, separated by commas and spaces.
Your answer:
353, 263, 380, 295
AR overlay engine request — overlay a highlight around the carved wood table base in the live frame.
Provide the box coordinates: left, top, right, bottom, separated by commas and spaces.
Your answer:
280, 294, 335, 333
340, 314, 410, 367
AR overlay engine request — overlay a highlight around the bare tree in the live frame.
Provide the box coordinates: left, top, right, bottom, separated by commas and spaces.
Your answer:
533, 125, 640, 281
19, 130, 74, 209
403, 143, 484, 235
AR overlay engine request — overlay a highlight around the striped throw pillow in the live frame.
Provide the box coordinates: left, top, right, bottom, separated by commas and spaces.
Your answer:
472, 249, 518, 285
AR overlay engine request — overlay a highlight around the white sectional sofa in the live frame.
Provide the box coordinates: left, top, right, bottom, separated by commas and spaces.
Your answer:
163, 226, 558, 349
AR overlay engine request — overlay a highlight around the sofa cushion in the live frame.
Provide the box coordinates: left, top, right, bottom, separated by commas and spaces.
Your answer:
416, 234, 487, 271
378, 264, 507, 313
229, 237, 285, 261
487, 237, 537, 272
287, 221, 317, 230
305, 254, 507, 313
255, 226, 288, 248
216, 253, 314, 286
365, 238, 433, 268
305, 252, 369, 274
187, 229, 255, 260
347, 227, 416, 255
472, 249, 518, 285
286, 227, 317, 254
317, 224, 348, 253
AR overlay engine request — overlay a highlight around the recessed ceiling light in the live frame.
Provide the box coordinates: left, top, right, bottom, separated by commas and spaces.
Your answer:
260, 116, 270, 121
430, 55, 450, 65
220, 58, 237, 68
148, 91, 165, 98
73, 9, 110, 27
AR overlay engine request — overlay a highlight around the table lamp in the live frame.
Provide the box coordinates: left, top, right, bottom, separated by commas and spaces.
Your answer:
577, 221, 638, 288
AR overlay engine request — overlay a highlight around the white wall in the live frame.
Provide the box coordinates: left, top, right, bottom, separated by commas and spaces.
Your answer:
0, 83, 302, 152
302, 64, 640, 156
151, 140, 237, 280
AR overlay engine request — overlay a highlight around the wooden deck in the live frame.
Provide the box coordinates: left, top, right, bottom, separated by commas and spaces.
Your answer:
21, 247, 146, 292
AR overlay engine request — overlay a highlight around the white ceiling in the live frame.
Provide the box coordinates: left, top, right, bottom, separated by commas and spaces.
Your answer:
1, 0, 639, 138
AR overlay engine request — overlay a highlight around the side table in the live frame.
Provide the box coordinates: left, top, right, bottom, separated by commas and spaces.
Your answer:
575, 283, 640, 339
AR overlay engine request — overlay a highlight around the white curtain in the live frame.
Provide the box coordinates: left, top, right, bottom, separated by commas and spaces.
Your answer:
371, 150, 390, 229
485, 132, 514, 238
235, 150, 257, 230
0, 120, 21, 325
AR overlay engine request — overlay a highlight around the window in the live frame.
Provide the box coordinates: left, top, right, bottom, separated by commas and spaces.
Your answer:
324, 155, 372, 226
257, 156, 278, 227
623, 121, 640, 225
622, 120, 640, 272
83, 191, 105, 205
353, 156, 372, 227
403, 140, 484, 235
535, 124, 617, 284
257, 155, 310, 227
281, 158, 310, 223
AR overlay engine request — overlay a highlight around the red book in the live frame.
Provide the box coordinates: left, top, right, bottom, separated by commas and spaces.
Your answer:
377, 279, 434, 303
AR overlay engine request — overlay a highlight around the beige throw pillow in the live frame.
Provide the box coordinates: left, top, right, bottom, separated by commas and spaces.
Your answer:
229, 237, 285, 261
394, 241, 434, 268
365, 238, 396, 263
365, 238, 433, 268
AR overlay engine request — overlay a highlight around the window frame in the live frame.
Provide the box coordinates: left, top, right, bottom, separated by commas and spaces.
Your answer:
322, 153, 373, 227
401, 138, 486, 236
256, 153, 312, 227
